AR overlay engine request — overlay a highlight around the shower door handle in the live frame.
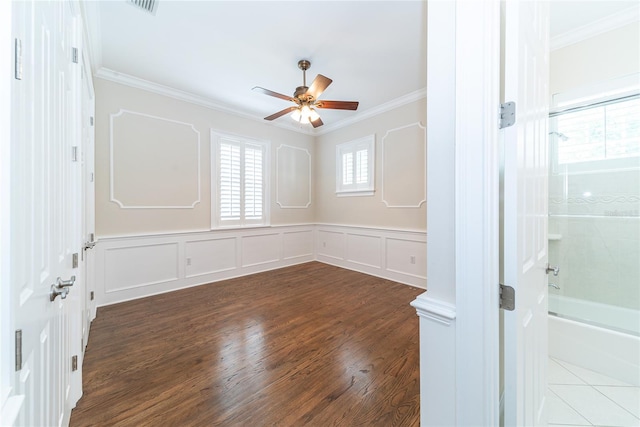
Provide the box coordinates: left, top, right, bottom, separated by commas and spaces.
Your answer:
546, 264, 560, 276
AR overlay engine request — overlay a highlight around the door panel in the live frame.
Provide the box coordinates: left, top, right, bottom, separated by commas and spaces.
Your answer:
9, 1, 82, 425
503, 0, 550, 425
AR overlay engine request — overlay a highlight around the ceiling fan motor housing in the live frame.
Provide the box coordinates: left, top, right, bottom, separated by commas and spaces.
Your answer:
294, 86, 310, 100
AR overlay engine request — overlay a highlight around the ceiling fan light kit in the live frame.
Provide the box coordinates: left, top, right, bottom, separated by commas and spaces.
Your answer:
253, 59, 359, 128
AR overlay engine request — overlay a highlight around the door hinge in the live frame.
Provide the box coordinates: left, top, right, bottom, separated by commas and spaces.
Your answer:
72, 252, 79, 268
499, 102, 516, 129
90, 291, 94, 301
15, 330, 22, 371
499, 284, 515, 311
72, 146, 79, 162
14, 38, 23, 80
90, 116, 94, 126
71, 355, 78, 371
72, 47, 79, 64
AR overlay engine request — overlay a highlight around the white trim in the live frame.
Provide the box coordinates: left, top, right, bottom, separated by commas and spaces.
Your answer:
94, 224, 425, 306
317, 88, 428, 135
210, 129, 271, 228
335, 134, 375, 196
0, 0, 14, 415
335, 190, 374, 197
453, 1, 501, 426
411, 294, 457, 326
109, 109, 201, 209
381, 122, 427, 208
275, 144, 311, 209
551, 4, 640, 51
79, 1, 102, 73
94, 67, 426, 136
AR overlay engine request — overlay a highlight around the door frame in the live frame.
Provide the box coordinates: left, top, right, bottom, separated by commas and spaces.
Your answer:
0, 0, 14, 418
452, 1, 501, 425
413, 0, 503, 424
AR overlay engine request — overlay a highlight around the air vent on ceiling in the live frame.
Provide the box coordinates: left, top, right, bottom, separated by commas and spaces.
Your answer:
127, 0, 158, 15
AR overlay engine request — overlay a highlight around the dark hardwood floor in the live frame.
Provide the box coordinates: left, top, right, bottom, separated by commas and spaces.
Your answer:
70, 262, 423, 426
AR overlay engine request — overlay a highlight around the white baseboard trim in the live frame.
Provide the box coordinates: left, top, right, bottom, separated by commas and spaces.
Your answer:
94, 224, 427, 306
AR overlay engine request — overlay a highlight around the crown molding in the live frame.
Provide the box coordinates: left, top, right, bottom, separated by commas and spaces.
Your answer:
316, 88, 427, 136
94, 68, 316, 136
551, 5, 639, 51
94, 67, 426, 137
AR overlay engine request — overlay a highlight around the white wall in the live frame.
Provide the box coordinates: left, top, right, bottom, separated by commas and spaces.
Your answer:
550, 22, 639, 96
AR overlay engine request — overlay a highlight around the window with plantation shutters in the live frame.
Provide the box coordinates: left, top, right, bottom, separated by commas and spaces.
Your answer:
336, 135, 375, 196
211, 131, 269, 227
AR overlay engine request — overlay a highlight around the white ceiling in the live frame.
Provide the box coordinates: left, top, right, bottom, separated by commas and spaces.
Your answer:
83, 0, 638, 134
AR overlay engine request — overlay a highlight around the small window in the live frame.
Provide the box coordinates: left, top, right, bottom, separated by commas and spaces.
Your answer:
552, 97, 640, 165
336, 135, 375, 196
211, 130, 270, 228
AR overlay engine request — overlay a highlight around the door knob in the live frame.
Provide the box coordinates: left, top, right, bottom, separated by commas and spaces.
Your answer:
57, 275, 76, 288
545, 264, 560, 276
83, 241, 95, 251
50, 284, 70, 301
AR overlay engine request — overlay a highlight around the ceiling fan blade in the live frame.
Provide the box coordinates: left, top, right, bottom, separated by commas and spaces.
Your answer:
315, 100, 359, 110
310, 116, 324, 128
264, 106, 297, 121
253, 86, 296, 103
306, 74, 332, 100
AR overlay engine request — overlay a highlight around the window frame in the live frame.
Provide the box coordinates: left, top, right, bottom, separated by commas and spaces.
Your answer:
335, 135, 375, 197
210, 130, 270, 229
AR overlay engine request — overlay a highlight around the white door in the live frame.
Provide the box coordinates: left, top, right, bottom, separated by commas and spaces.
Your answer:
502, 0, 550, 425
80, 50, 97, 344
7, 1, 83, 425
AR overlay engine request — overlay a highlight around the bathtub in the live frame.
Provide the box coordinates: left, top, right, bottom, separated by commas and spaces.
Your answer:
548, 294, 640, 386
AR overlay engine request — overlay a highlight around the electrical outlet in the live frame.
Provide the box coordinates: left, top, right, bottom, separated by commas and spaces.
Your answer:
186, 258, 192, 266
410, 256, 416, 265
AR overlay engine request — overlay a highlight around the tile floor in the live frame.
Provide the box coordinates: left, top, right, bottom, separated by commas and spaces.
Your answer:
548, 357, 640, 427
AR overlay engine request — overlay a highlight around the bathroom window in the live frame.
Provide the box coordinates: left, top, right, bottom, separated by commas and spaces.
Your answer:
336, 135, 375, 196
211, 130, 270, 228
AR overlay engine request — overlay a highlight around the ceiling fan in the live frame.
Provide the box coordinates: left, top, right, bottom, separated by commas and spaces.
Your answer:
253, 60, 359, 128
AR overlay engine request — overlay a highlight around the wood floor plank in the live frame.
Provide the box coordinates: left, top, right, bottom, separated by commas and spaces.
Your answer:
70, 262, 422, 426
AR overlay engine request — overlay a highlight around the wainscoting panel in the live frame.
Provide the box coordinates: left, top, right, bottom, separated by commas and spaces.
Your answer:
185, 237, 237, 278
346, 234, 382, 269
104, 243, 179, 292
95, 224, 426, 306
386, 237, 427, 279
317, 230, 346, 260
241, 233, 281, 267
283, 230, 314, 260
316, 225, 426, 288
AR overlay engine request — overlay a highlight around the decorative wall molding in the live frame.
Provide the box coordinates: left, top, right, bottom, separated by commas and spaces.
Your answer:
109, 109, 201, 209
276, 145, 311, 209
316, 224, 426, 288
95, 225, 316, 306
94, 68, 425, 137
551, 5, 640, 51
94, 224, 427, 306
410, 294, 457, 326
381, 122, 427, 208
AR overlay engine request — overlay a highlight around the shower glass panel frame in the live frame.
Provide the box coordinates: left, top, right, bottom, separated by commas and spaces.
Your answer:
548, 76, 640, 337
